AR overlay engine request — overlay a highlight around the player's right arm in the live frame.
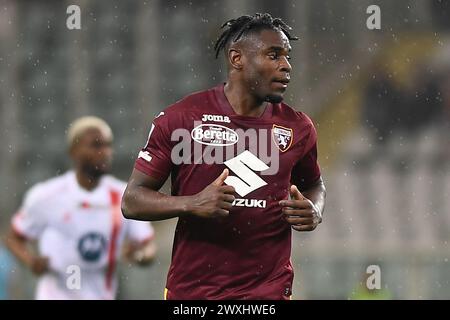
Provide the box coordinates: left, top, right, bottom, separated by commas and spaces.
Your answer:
121, 168, 235, 221
122, 110, 235, 221
3, 228, 48, 276
3, 185, 49, 276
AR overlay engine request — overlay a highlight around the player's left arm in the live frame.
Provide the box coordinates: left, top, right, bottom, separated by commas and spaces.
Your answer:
280, 177, 326, 232
123, 238, 156, 266
123, 219, 157, 266
281, 117, 326, 232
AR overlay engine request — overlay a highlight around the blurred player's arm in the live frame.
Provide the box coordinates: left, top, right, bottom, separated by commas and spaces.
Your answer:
121, 168, 235, 221
3, 228, 49, 275
123, 219, 157, 266
123, 238, 156, 266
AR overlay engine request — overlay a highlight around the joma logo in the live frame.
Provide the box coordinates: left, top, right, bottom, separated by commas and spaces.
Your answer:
202, 114, 231, 123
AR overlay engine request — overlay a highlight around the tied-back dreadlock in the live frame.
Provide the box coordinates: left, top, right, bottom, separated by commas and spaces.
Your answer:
214, 13, 298, 59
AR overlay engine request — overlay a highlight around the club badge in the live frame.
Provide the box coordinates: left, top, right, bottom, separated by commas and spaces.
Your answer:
272, 124, 293, 152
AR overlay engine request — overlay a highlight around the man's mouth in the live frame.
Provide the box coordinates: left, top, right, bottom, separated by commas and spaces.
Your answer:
273, 78, 290, 88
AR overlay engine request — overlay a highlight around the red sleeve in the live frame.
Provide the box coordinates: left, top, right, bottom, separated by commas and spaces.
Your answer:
134, 112, 173, 181
290, 120, 321, 191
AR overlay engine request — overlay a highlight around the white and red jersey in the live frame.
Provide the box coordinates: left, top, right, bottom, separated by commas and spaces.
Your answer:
11, 171, 154, 300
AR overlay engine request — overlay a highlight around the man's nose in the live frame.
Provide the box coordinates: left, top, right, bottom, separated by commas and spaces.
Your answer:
99, 145, 112, 156
279, 56, 292, 73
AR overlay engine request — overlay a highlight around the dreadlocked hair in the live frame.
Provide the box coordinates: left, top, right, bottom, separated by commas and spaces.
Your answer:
214, 13, 298, 59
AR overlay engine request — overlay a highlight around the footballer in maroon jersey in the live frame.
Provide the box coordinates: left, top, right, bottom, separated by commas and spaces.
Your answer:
122, 13, 326, 300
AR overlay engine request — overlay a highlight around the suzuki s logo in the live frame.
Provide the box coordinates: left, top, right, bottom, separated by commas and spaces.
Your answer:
224, 150, 268, 197
191, 124, 238, 146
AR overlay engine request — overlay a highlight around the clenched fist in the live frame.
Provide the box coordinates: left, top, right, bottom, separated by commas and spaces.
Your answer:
280, 185, 322, 231
190, 169, 236, 218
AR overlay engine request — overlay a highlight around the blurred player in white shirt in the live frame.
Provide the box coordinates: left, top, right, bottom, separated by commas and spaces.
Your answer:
4, 116, 156, 300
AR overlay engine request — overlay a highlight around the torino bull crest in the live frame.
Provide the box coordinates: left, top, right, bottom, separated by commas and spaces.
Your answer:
272, 125, 293, 152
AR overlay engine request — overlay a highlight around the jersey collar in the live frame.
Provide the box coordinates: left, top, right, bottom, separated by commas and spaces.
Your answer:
212, 83, 274, 120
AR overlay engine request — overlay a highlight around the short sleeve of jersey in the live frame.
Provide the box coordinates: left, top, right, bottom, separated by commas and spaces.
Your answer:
11, 185, 48, 240
134, 112, 173, 181
125, 220, 155, 244
291, 116, 321, 191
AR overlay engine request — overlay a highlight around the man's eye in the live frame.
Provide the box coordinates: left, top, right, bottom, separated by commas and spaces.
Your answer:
269, 53, 278, 60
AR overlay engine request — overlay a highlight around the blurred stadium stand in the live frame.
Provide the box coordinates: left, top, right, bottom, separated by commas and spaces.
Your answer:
0, 0, 449, 299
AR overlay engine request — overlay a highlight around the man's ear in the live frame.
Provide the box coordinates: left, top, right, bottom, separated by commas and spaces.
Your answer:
68, 147, 75, 161
69, 143, 78, 160
228, 48, 243, 70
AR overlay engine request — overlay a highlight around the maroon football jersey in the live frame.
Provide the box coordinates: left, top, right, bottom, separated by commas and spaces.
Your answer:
134, 83, 321, 300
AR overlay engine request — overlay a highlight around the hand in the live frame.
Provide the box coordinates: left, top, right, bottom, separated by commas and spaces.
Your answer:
190, 169, 236, 218
280, 185, 322, 232
125, 241, 156, 266
29, 256, 49, 276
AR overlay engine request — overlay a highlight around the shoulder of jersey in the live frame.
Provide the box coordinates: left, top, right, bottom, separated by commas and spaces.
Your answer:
273, 102, 314, 127
162, 88, 212, 115
24, 172, 72, 205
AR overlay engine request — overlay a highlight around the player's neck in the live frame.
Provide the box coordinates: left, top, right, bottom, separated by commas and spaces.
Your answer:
224, 82, 267, 117
75, 170, 101, 191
